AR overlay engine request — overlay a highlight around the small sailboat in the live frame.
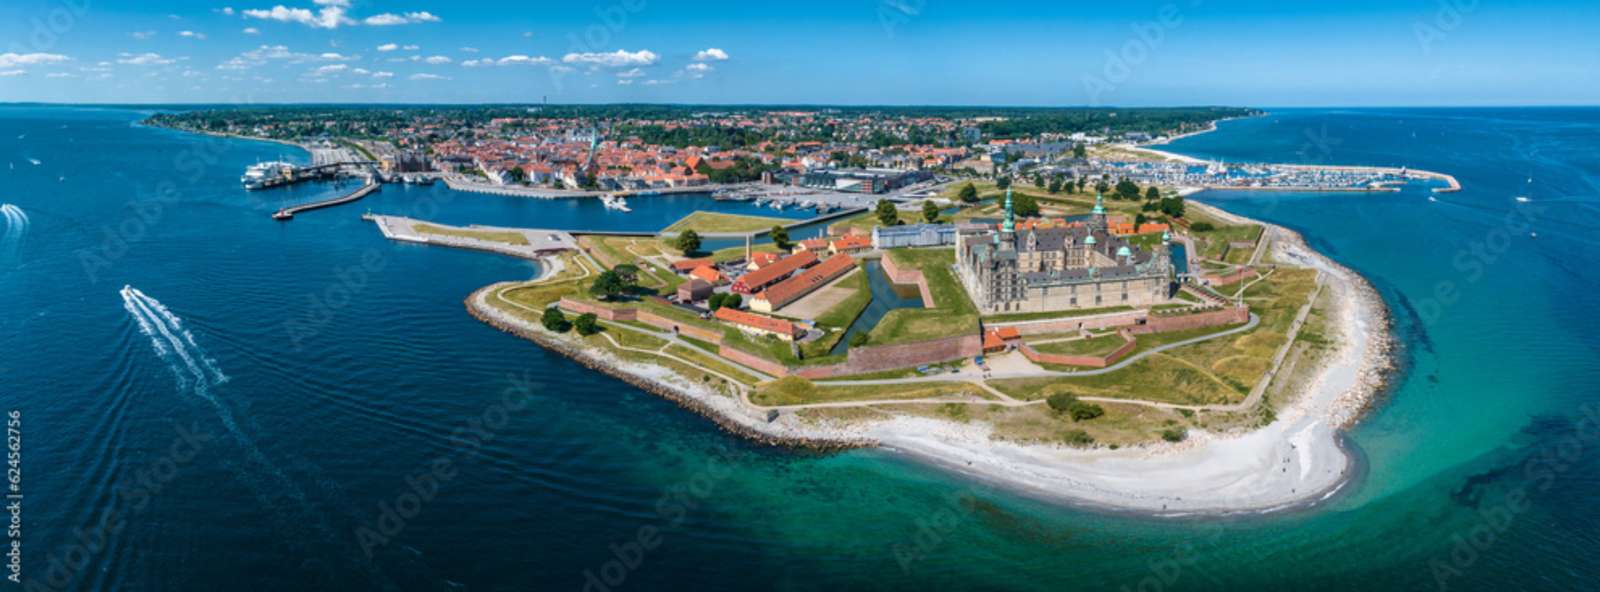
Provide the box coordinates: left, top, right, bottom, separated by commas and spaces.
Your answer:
1514, 196, 1531, 203
27, 158, 41, 166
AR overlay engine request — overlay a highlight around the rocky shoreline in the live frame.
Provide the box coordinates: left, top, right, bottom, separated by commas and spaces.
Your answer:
464, 283, 875, 452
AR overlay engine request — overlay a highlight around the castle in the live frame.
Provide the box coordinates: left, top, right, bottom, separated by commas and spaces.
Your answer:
955, 189, 1174, 314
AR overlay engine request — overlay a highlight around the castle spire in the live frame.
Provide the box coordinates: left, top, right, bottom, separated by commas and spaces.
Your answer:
1090, 190, 1108, 233
1002, 185, 1015, 234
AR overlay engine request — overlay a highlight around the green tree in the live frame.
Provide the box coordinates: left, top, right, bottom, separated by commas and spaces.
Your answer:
1032, 173, 1045, 189
875, 200, 899, 226
770, 225, 792, 251
1013, 192, 1040, 218
1115, 179, 1142, 200
674, 229, 702, 255
1146, 186, 1163, 201
1161, 427, 1189, 442
1072, 143, 1087, 159
708, 292, 728, 311
996, 176, 1012, 191
1047, 176, 1063, 194
611, 263, 639, 285
504, 167, 527, 184
588, 270, 628, 301
956, 182, 979, 203
573, 313, 600, 336
1094, 181, 1110, 195
1159, 195, 1186, 218
722, 293, 741, 310
541, 307, 571, 333
921, 199, 941, 223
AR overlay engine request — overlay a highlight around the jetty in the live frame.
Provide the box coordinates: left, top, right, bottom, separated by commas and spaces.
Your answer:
272, 181, 380, 220
366, 214, 577, 259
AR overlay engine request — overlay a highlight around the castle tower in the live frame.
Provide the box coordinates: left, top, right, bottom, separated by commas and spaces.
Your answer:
1090, 191, 1108, 233
998, 186, 1016, 250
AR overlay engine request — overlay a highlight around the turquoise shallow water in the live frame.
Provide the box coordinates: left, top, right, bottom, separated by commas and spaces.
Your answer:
3, 106, 1599, 591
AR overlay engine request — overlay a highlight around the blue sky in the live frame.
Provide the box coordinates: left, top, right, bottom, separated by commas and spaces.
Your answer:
0, 0, 1595, 106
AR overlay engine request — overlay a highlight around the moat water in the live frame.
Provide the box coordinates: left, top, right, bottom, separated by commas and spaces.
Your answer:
4, 106, 1600, 590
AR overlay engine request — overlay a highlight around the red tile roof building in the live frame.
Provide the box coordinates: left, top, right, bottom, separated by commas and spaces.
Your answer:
749, 254, 857, 313
714, 307, 803, 341
732, 251, 818, 294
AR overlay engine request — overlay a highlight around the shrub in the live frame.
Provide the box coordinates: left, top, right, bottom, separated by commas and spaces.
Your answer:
1063, 429, 1095, 447
541, 307, 571, 333
1046, 392, 1078, 414
848, 332, 869, 347
1160, 427, 1189, 443
1190, 222, 1215, 232
573, 313, 600, 336
1067, 401, 1105, 422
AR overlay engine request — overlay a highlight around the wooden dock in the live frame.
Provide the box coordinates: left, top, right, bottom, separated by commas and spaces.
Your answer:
272, 181, 380, 220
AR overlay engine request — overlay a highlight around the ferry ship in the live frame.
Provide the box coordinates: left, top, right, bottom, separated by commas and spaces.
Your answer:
241, 161, 297, 190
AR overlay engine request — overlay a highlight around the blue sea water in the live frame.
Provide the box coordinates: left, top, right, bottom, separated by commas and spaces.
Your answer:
3, 105, 1600, 591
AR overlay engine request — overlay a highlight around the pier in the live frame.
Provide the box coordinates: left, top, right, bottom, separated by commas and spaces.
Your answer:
366, 214, 577, 259
272, 181, 380, 220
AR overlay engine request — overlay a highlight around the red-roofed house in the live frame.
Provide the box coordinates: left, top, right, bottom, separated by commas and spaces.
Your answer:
689, 265, 724, 285
671, 258, 715, 273
792, 237, 830, 254
749, 254, 856, 313
829, 235, 872, 255
733, 251, 818, 294
714, 307, 803, 341
746, 251, 782, 270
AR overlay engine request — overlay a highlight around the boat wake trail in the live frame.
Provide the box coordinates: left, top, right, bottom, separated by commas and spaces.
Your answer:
117, 286, 394, 586
0, 203, 27, 259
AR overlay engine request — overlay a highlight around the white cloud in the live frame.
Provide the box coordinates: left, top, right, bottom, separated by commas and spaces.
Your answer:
242, 27, 261, 35
0, 53, 70, 68
47, 72, 78, 78
683, 62, 712, 78
130, 30, 156, 40
220, 7, 235, 15
616, 79, 634, 86
372, 71, 394, 78
319, 52, 354, 61
408, 73, 447, 81
422, 55, 451, 65
178, 30, 207, 40
0, 70, 26, 77
561, 49, 657, 68
460, 47, 479, 53
311, 64, 347, 75
402, 44, 419, 51
364, 11, 440, 26
216, 44, 344, 70
693, 48, 729, 62
376, 43, 399, 52
616, 67, 644, 78
242, 4, 353, 29
494, 55, 552, 66
116, 52, 177, 66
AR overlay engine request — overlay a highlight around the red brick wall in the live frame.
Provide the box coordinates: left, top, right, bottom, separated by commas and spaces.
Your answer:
878, 254, 936, 308
1204, 267, 1259, 287
1016, 331, 1136, 368
993, 310, 1149, 336
718, 345, 790, 377
638, 311, 724, 344
1133, 306, 1249, 334
844, 333, 982, 373
558, 298, 637, 321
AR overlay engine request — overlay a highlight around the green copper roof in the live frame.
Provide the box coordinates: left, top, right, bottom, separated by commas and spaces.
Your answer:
1002, 186, 1015, 233
1092, 191, 1106, 215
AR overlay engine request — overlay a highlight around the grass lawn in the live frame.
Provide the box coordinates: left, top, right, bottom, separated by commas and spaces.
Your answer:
708, 242, 783, 263
991, 353, 1245, 406
830, 209, 946, 234
412, 223, 529, 245
1031, 333, 1129, 357
662, 211, 791, 235
750, 376, 984, 406
1192, 221, 1264, 261
812, 269, 872, 328
867, 249, 980, 345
